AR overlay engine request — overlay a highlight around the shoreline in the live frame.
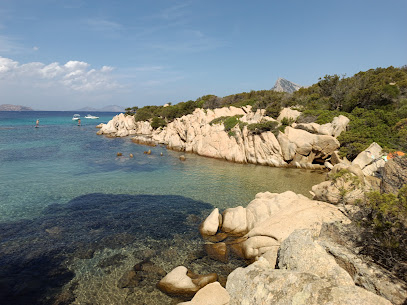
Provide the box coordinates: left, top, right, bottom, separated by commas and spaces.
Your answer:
94, 107, 406, 304
97, 106, 348, 171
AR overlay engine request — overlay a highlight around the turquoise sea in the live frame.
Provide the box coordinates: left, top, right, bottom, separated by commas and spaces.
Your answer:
0, 111, 326, 304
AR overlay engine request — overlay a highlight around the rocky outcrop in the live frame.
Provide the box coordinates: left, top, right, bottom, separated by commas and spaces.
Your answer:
200, 191, 350, 265
97, 113, 152, 137
380, 156, 407, 194
278, 230, 354, 287
98, 107, 348, 169
312, 143, 385, 205
318, 239, 407, 305
159, 193, 403, 305
277, 108, 301, 122
295, 115, 350, 138
352, 142, 385, 176
225, 230, 392, 305
177, 282, 229, 305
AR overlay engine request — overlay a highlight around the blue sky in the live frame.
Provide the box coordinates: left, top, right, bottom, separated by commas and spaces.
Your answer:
0, 0, 406, 110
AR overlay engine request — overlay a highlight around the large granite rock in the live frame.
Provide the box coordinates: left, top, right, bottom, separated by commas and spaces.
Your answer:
226, 229, 392, 305
177, 282, 230, 305
199, 208, 221, 237
277, 108, 302, 122
227, 259, 391, 305
311, 144, 390, 205
380, 156, 407, 194
278, 230, 354, 287
201, 191, 349, 264
97, 113, 152, 137
295, 115, 349, 138
318, 239, 407, 305
351, 142, 385, 176
284, 126, 340, 158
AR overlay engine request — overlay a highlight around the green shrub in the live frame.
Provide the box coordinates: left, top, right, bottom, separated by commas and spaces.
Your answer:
338, 108, 402, 159
223, 115, 243, 131
209, 115, 246, 136
247, 120, 279, 135
150, 117, 167, 129
265, 103, 282, 118
352, 185, 407, 280
299, 109, 345, 124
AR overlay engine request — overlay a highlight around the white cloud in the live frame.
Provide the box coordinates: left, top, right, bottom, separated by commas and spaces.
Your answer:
0, 56, 120, 92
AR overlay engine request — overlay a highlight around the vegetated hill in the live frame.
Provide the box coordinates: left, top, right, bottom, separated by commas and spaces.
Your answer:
0, 104, 34, 111
272, 77, 302, 93
125, 66, 407, 159
76, 105, 124, 112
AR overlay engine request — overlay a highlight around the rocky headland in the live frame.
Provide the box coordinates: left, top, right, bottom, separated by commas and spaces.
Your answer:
97, 106, 406, 304
97, 106, 350, 170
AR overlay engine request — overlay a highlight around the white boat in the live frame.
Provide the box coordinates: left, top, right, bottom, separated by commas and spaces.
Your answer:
72, 114, 81, 120
84, 114, 99, 119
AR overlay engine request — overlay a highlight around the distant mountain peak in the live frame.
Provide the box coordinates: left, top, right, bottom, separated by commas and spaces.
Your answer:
272, 78, 302, 93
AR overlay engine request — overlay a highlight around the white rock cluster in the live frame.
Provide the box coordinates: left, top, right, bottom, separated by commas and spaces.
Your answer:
97, 107, 350, 169
312, 142, 386, 205
200, 191, 350, 264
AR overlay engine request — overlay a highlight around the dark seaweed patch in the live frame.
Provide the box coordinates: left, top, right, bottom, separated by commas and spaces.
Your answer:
0, 193, 212, 305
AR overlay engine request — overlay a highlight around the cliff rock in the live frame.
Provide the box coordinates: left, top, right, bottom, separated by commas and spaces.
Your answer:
226, 235, 392, 305
380, 156, 407, 194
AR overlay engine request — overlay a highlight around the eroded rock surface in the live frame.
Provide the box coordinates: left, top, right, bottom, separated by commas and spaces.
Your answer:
226, 230, 393, 305
97, 107, 347, 169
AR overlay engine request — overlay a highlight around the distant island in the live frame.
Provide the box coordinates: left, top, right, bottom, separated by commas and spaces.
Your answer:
75, 105, 124, 112
0, 104, 34, 111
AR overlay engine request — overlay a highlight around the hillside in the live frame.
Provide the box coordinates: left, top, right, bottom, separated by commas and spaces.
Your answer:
0, 104, 34, 111
125, 66, 407, 160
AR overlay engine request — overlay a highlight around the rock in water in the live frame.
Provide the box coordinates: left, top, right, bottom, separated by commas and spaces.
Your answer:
199, 208, 221, 237
204, 242, 228, 263
157, 266, 217, 297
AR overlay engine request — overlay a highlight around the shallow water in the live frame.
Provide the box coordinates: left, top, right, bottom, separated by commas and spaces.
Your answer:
0, 111, 326, 304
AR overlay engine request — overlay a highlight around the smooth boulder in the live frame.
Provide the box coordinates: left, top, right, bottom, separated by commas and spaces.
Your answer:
157, 266, 217, 297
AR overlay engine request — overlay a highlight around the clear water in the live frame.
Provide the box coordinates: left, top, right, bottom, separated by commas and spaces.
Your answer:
0, 111, 326, 304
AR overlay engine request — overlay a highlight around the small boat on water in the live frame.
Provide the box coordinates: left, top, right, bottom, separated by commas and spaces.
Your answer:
72, 114, 81, 120
84, 114, 99, 119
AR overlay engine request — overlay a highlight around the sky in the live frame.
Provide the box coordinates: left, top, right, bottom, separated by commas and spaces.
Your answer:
0, 0, 406, 111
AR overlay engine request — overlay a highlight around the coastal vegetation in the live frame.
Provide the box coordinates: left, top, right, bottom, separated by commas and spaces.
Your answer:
354, 182, 407, 280
126, 66, 407, 161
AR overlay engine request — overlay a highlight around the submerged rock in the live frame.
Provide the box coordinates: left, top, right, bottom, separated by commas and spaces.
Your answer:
157, 266, 217, 297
